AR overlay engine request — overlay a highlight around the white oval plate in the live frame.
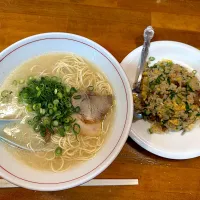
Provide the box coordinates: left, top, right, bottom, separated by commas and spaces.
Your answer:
121, 41, 200, 159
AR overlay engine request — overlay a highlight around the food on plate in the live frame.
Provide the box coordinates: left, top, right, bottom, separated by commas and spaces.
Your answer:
0, 53, 115, 172
133, 59, 200, 134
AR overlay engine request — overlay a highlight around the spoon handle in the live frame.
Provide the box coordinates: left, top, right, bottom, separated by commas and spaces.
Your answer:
0, 119, 29, 151
133, 26, 154, 92
0, 136, 31, 151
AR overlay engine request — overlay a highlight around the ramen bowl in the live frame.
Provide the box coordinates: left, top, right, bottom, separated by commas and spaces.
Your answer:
0, 33, 133, 191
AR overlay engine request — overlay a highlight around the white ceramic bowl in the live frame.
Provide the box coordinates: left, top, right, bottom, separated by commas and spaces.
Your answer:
0, 33, 133, 191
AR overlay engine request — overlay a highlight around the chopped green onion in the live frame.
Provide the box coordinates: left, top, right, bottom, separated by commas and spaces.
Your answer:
21, 93, 29, 102
57, 92, 63, 99
18, 76, 83, 138
71, 116, 76, 123
75, 106, 80, 113
73, 95, 81, 99
66, 97, 71, 102
160, 75, 165, 81
192, 70, 197, 75
88, 86, 94, 91
48, 103, 53, 109
149, 82, 155, 90
161, 120, 168, 125
64, 116, 73, 123
33, 103, 41, 111
155, 75, 162, 84
33, 124, 41, 132
40, 83, 45, 89
181, 130, 186, 135
52, 120, 59, 127
49, 108, 54, 115
53, 99, 59, 105
70, 87, 77, 95
12, 80, 18, 86
19, 79, 25, 84
52, 76, 60, 82
185, 102, 190, 112
151, 64, 158, 68
64, 117, 70, 123
65, 86, 71, 93
186, 83, 193, 92
54, 89, 58, 94
37, 90, 41, 97
55, 147, 62, 156
26, 105, 33, 112
40, 130, 46, 137
43, 117, 51, 126
33, 116, 40, 123
58, 127, 65, 137
196, 113, 200, 117
1, 90, 12, 98
73, 123, 80, 135
148, 128, 153, 134
169, 91, 176, 99
149, 57, 155, 61
40, 125, 46, 137
66, 102, 71, 108
143, 109, 150, 116
64, 125, 71, 132
53, 106, 57, 112
55, 111, 62, 116
167, 77, 171, 85
27, 119, 34, 126
166, 60, 173, 67
28, 76, 34, 81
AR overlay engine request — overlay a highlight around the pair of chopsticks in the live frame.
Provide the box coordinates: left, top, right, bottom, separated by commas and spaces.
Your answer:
0, 179, 138, 188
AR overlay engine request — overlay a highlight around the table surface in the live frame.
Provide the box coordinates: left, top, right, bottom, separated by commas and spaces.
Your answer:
1, 0, 200, 199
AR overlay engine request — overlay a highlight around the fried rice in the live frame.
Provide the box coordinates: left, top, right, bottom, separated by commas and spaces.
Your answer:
133, 59, 200, 133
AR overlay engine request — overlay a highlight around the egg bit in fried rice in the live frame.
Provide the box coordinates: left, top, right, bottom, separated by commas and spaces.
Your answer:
133, 58, 200, 134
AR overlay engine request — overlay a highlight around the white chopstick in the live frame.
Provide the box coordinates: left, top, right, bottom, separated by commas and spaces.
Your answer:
0, 179, 138, 188
82, 179, 138, 186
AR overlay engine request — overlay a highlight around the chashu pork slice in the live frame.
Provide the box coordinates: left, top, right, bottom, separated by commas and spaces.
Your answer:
72, 91, 113, 123
72, 91, 113, 136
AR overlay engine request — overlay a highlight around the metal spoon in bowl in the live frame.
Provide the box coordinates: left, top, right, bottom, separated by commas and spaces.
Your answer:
0, 119, 31, 151
0, 119, 52, 152
133, 26, 154, 120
